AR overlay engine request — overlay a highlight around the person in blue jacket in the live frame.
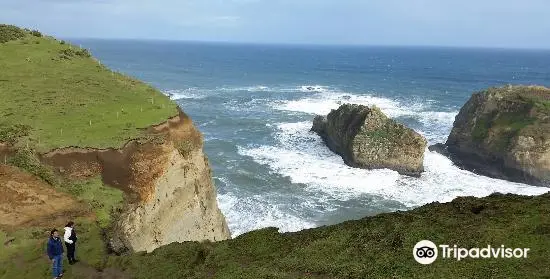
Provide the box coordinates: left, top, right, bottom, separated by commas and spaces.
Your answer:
47, 229, 64, 279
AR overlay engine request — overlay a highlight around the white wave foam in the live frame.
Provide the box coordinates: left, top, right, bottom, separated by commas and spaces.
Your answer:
219, 85, 270, 92
217, 191, 316, 237
273, 88, 460, 143
415, 111, 458, 143
165, 84, 333, 98
298, 85, 331, 93
416, 111, 457, 126
217, 84, 331, 93
164, 88, 207, 100
274, 90, 423, 118
238, 121, 549, 209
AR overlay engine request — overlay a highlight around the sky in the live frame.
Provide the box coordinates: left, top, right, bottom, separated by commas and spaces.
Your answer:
2, 0, 550, 48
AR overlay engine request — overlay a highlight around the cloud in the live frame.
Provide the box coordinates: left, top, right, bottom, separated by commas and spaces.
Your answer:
2, 0, 550, 48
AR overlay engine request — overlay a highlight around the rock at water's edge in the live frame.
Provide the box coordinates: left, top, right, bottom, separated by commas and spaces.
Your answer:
312, 104, 427, 177
435, 85, 550, 186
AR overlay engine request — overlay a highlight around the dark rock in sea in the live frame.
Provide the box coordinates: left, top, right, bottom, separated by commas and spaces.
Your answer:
311, 103, 427, 177
428, 143, 450, 157
439, 85, 550, 186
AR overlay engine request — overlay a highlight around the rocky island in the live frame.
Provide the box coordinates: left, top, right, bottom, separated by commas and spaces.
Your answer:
430, 85, 550, 186
311, 104, 427, 176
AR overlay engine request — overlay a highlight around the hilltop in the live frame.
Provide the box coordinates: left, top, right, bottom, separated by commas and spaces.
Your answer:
0, 24, 178, 152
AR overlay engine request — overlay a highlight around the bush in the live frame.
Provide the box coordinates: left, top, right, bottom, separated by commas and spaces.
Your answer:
0, 24, 26, 43
59, 47, 92, 59
7, 149, 58, 185
0, 124, 31, 144
30, 30, 42, 37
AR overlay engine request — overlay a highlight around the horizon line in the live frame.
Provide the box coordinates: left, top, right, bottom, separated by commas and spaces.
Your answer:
62, 36, 550, 52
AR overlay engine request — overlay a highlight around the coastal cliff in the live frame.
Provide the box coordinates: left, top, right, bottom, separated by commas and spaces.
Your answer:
0, 23, 229, 263
432, 85, 550, 186
41, 110, 230, 252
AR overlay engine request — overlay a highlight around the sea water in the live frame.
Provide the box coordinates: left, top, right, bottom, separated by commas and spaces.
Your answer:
74, 40, 550, 236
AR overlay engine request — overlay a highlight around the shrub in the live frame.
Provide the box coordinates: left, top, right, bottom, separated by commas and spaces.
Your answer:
59, 47, 92, 59
76, 48, 92, 57
0, 24, 26, 43
30, 30, 42, 37
0, 124, 31, 144
7, 149, 58, 185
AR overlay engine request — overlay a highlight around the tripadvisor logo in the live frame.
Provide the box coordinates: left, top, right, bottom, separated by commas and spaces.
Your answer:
413, 240, 530, 265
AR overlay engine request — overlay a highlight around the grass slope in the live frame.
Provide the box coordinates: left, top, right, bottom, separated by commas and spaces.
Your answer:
3, 193, 549, 279
0, 24, 178, 152
107, 193, 550, 279
0, 25, 139, 278
0, 176, 124, 278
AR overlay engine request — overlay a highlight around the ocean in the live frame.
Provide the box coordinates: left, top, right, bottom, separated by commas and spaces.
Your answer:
73, 39, 550, 236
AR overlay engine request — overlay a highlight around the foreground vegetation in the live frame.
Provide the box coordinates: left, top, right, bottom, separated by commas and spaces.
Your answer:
0, 24, 143, 278
0, 24, 178, 152
108, 193, 550, 279
0, 174, 124, 278
2, 193, 548, 279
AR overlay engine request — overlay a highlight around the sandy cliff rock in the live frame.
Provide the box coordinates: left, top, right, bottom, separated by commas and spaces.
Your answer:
42, 109, 230, 252
311, 104, 427, 177
433, 85, 550, 186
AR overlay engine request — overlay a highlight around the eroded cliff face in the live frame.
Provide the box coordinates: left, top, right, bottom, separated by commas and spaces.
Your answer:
41, 109, 230, 252
114, 142, 230, 252
441, 85, 550, 186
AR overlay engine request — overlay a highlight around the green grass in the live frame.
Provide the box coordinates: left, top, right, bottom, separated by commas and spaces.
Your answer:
6, 148, 58, 185
65, 177, 124, 229
0, 219, 107, 279
0, 25, 178, 152
365, 128, 391, 143
489, 112, 537, 152
493, 112, 536, 132
105, 193, 550, 279
2, 193, 549, 279
470, 86, 547, 147
472, 116, 490, 142
0, 174, 123, 278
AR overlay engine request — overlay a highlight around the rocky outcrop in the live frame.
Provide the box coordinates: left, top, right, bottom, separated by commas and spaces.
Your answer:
42, 109, 231, 252
433, 85, 550, 186
311, 104, 427, 177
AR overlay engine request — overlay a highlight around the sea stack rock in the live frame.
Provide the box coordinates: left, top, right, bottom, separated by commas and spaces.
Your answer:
312, 104, 427, 177
433, 85, 550, 186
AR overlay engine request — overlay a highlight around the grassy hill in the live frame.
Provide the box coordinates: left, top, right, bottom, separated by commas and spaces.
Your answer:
0, 24, 175, 278
0, 24, 178, 152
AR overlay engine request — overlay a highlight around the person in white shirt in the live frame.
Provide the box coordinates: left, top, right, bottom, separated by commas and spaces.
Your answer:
63, 221, 78, 265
